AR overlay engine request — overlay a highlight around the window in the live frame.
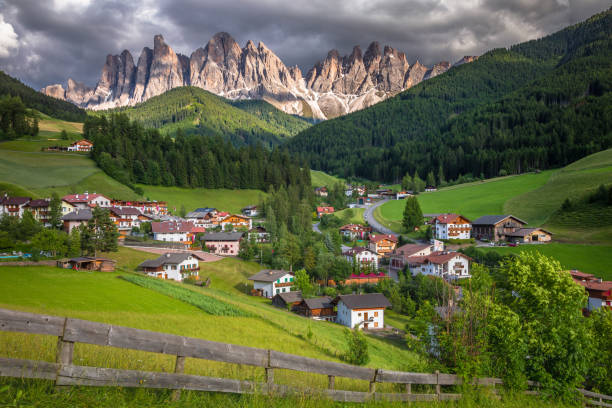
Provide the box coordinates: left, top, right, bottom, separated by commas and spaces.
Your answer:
358, 313, 362, 317
374, 322, 378, 328
374, 312, 378, 317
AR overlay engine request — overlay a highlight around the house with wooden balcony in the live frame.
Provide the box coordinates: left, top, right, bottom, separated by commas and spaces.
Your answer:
138, 253, 205, 282
220, 214, 252, 231
248, 269, 294, 298
25, 199, 51, 225
201, 232, 243, 256
0, 196, 31, 218
368, 234, 398, 256
471, 215, 527, 242
433, 214, 472, 240
405, 251, 471, 280
343, 246, 379, 270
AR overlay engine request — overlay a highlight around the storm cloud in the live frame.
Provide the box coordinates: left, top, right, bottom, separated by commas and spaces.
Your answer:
0, 0, 609, 90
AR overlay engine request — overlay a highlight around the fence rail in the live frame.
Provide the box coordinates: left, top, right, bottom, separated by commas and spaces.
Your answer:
0, 308, 609, 404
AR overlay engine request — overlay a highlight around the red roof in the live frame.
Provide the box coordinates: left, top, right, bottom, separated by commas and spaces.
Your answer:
407, 251, 471, 265
71, 139, 93, 146
394, 243, 431, 256
569, 270, 598, 281
152, 221, 194, 234
369, 234, 398, 243
192, 226, 207, 233
62, 193, 108, 204
317, 206, 334, 213
435, 213, 461, 224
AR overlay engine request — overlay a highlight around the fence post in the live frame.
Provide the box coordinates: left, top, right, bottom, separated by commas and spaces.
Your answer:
171, 356, 186, 401
266, 350, 274, 393
369, 369, 378, 395
328, 375, 335, 390
405, 383, 411, 394
435, 370, 441, 399
55, 318, 74, 392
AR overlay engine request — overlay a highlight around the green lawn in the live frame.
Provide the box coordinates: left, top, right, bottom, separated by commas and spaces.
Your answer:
139, 184, 266, 214
376, 149, 612, 245
481, 243, 612, 280
505, 149, 612, 243
331, 207, 365, 225
310, 170, 344, 187
377, 172, 552, 229
0, 149, 141, 200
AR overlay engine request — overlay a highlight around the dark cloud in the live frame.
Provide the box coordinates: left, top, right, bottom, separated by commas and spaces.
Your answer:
0, 0, 609, 89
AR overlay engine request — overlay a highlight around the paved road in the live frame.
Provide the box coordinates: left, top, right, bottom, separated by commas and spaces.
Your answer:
363, 199, 396, 235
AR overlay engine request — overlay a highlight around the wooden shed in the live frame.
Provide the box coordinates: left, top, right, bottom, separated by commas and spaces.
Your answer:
62, 257, 116, 272
272, 291, 303, 309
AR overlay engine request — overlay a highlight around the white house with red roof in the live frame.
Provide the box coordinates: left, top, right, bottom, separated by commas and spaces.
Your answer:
152, 221, 194, 244
405, 251, 471, 280
62, 192, 111, 210
434, 213, 472, 240
67, 139, 93, 152
316, 206, 335, 218
343, 246, 379, 269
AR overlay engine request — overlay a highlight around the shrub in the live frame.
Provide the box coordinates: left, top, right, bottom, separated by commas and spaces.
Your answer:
343, 328, 369, 365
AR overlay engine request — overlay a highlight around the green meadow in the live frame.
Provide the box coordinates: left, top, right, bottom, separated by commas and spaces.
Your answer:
0, 248, 573, 407
310, 170, 344, 187
375, 149, 612, 245
377, 171, 553, 227
139, 185, 266, 215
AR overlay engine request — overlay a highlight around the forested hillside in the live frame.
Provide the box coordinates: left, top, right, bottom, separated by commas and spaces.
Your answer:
0, 71, 86, 122
85, 113, 312, 194
108, 86, 311, 147
287, 9, 612, 182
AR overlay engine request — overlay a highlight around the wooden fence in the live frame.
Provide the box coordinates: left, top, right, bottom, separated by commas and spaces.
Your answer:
0, 308, 610, 405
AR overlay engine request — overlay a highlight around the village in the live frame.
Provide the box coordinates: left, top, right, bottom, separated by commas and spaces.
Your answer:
1, 183, 609, 332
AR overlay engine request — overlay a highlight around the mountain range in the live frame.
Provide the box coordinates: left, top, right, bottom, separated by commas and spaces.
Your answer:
287, 8, 612, 182
41, 33, 475, 120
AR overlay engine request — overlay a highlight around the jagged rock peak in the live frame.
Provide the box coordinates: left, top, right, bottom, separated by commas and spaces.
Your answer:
41, 32, 477, 119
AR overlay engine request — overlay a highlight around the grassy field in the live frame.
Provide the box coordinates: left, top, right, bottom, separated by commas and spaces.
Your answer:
0, 135, 267, 212
0, 378, 567, 408
0, 252, 571, 406
310, 170, 344, 187
0, 149, 141, 200
377, 171, 552, 229
481, 243, 612, 280
139, 185, 266, 215
375, 149, 612, 245
0, 252, 429, 395
330, 207, 366, 225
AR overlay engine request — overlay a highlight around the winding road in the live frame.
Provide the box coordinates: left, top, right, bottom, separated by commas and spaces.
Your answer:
363, 199, 396, 235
